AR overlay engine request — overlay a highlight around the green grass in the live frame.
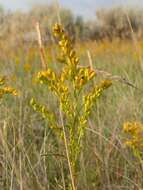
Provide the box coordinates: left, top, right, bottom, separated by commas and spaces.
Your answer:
0, 41, 143, 190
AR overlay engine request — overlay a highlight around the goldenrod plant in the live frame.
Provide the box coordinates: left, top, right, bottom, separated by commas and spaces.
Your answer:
31, 23, 112, 190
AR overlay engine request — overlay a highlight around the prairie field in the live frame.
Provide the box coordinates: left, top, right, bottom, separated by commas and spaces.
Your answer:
0, 4, 143, 190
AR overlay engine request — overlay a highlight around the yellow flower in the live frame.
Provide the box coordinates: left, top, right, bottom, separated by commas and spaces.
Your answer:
100, 80, 112, 89
24, 63, 31, 72
53, 23, 64, 37
123, 122, 142, 136
0, 77, 6, 86
53, 23, 79, 68
123, 122, 143, 151
0, 86, 19, 98
37, 69, 57, 83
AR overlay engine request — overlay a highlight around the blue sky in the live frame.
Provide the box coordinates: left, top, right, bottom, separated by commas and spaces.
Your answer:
0, 0, 142, 19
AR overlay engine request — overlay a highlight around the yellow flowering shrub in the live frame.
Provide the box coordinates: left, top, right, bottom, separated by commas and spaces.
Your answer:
31, 23, 112, 189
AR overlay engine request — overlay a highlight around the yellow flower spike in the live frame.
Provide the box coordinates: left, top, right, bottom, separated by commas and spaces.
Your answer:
82, 80, 112, 119
74, 67, 96, 89
60, 67, 69, 82
100, 80, 112, 89
53, 23, 79, 70
88, 69, 96, 80
0, 87, 19, 98
4, 87, 19, 96
0, 77, 6, 86
69, 50, 76, 58
37, 69, 57, 84
84, 68, 96, 81
53, 23, 64, 37
58, 84, 68, 94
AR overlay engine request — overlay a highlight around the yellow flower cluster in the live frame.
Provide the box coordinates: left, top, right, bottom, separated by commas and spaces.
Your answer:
37, 68, 58, 91
74, 67, 96, 89
38, 69, 57, 83
0, 77, 18, 99
0, 77, 5, 86
30, 98, 55, 122
37, 69, 73, 117
53, 24, 79, 79
30, 98, 61, 134
80, 80, 112, 125
53, 24, 78, 63
53, 24, 97, 89
35, 24, 97, 117
123, 122, 143, 151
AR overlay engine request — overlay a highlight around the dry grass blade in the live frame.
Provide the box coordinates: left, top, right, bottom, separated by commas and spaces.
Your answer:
59, 109, 77, 190
36, 22, 47, 70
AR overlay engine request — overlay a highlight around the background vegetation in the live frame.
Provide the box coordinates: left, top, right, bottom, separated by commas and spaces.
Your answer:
0, 4, 143, 43
0, 3, 143, 190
